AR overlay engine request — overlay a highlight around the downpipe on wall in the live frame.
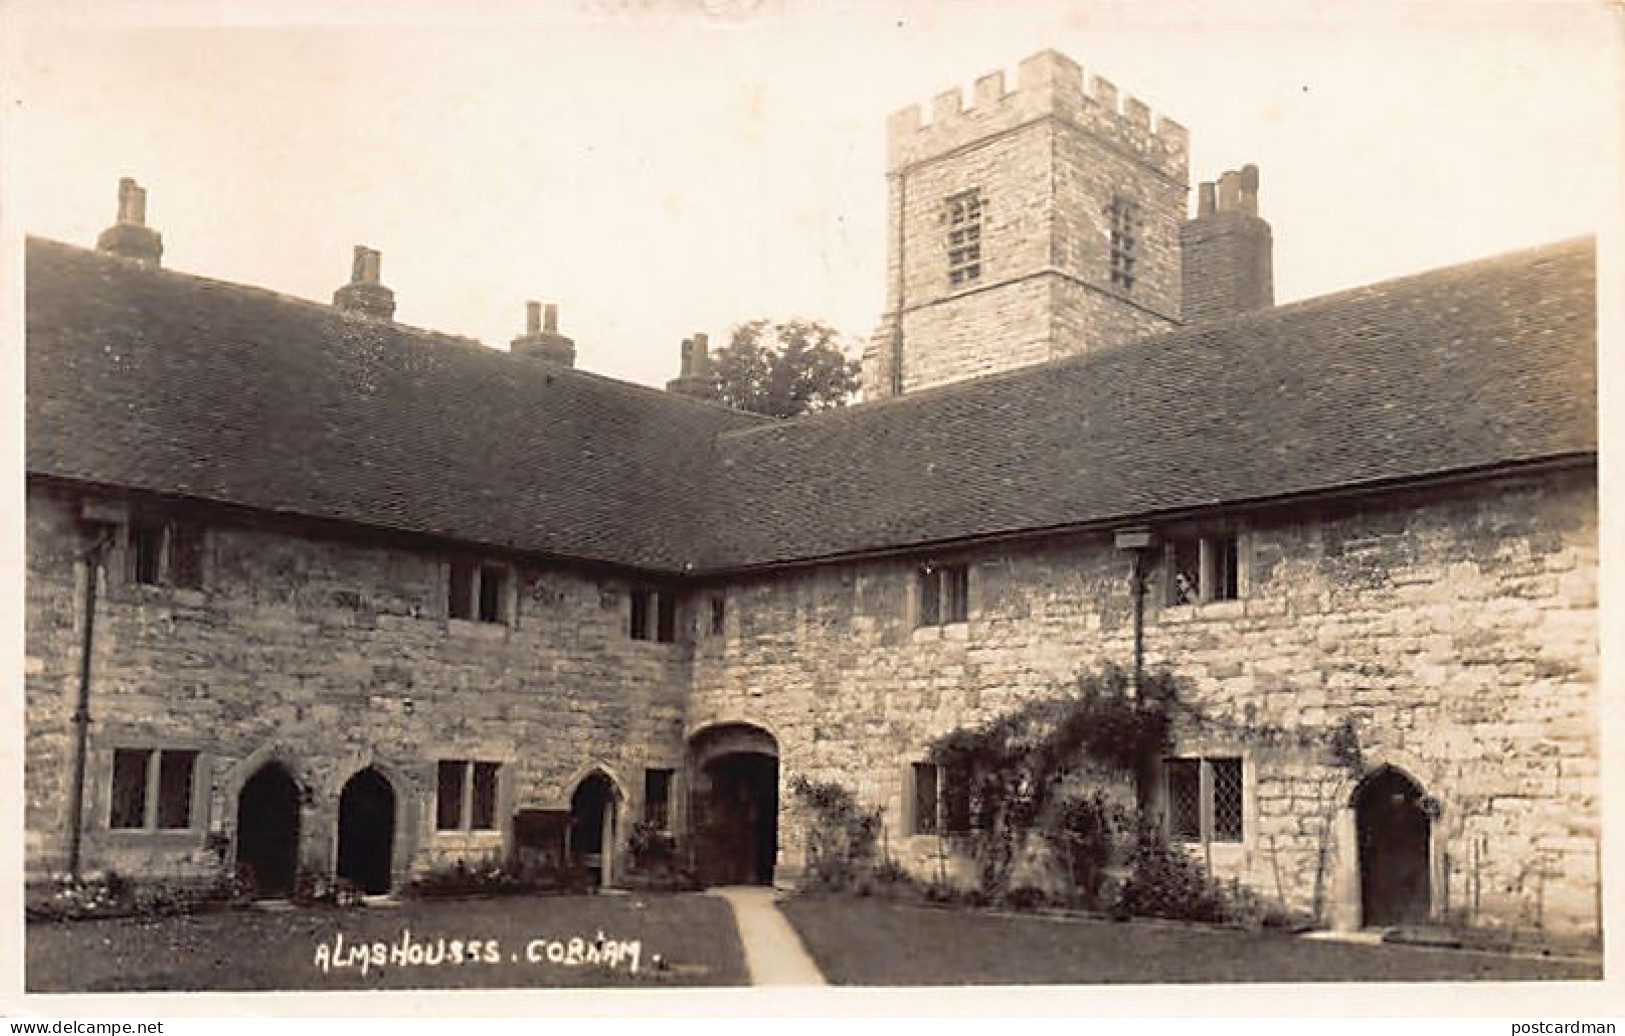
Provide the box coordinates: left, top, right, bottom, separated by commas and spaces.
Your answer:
67, 525, 114, 881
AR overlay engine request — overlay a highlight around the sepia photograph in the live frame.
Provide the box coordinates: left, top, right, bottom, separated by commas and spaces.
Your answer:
4, 0, 1619, 1016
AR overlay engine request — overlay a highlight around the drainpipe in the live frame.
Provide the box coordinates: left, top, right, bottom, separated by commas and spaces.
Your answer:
1114, 528, 1154, 813
67, 526, 114, 881
1113, 528, 1154, 696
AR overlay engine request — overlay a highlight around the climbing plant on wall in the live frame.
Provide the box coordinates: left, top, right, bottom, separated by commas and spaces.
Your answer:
925, 662, 1179, 900
788, 774, 884, 889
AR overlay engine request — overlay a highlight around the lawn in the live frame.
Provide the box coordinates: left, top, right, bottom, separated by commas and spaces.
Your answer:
779, 894, 1602, 985
27, 892, 749, 992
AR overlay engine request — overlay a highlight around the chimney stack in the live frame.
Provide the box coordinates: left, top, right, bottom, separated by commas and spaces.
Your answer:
332, 245, 397, 320
96, 178, 163, 266
1180, 163, 1273, 324
510, 300, 576, 367
666, 332, 716, 400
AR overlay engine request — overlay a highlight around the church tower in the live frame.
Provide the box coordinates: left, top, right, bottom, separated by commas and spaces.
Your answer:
861, 51, 1190, 399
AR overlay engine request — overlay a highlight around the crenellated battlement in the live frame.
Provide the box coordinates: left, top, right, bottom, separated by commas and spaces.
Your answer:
886, 50, 1188, 181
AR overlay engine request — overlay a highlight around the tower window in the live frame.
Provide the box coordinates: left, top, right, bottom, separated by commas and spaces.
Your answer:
946, 190, 984, 287
1109, 196, 1139, 291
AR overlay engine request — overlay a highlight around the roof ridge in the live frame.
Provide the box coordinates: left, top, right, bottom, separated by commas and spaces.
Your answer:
25, 235, 770, 426
714, 233, 1596, 442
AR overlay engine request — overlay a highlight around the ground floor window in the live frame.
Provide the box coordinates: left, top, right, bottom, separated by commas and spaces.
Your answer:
436, 760, 501, 831
911, 761, 972, 835
1164, 756, 1243, 843
109, 748, 198, 830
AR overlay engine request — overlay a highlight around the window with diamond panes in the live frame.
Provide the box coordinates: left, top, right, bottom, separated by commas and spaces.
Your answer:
1165, 758, 1201, 841
1109, 196, 1139, 291
1165, 756, 1243, 844
946, 190, 984, 287
1211, 758, 1244, 842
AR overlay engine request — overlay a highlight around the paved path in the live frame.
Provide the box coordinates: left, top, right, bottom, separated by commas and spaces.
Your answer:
707, 886, 827, 986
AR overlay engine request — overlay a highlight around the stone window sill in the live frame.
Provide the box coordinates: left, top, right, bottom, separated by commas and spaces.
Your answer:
446, 618, 511, 640
911, 621, 968, 643
1158, 599, 1246, 623
101, 828, 204, 845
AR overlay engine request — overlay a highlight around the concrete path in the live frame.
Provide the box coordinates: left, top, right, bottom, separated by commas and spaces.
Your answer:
707, 886, 827, 986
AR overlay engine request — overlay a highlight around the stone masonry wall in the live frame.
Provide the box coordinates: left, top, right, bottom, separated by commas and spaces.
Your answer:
25, 481, 690, 886
687, 468, 1599, 934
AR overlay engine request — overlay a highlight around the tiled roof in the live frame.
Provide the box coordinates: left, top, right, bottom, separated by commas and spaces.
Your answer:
27, 235, 1596, 574
699, 237, 1597, 569
25, 238, 766, 571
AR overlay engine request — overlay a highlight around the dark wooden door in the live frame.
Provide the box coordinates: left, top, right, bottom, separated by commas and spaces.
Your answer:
337, 768, 395, 895
237, 764, 301, 897
1357, 768, 1431, 926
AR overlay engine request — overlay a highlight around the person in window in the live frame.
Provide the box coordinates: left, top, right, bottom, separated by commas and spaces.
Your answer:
1173, 570, 1199, 605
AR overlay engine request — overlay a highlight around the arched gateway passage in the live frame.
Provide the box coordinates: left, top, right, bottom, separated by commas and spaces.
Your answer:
337, 767, 396, 895
689, 723, 779, 886
236, 763, 301, 898
1355, 766, 1432, 927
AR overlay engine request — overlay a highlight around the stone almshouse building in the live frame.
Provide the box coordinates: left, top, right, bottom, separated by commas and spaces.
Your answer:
24, 51, 1597, 936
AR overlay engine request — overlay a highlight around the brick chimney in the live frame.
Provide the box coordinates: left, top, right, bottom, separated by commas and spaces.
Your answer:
1180, 164, 1273, 324
666, 333, 716, 400
96, 178, 163, 266
510, 301, 576, 367
332, 246, 396, 320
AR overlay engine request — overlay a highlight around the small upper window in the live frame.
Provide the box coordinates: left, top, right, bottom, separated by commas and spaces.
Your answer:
946, 189, 984, 287
630, 588, 677, 643
127, 519, 205, 589
477, 564, 507, 623
448, 561, 508, 624
709, 595, 726, 637
1108, 196, 1139, 291
1166, 534, 1240, 605
917, 563, 969, 627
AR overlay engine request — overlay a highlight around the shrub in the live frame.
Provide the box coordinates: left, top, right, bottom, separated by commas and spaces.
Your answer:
1113, 823, 1229, 924
789, 776, 883, 891
405, 854, 585, 900
1003, 885, 1047, 912
26, 870, 250, 923
925, 662, 1180, 902
1048, 792, 1123, 909
628, 821, 678, 873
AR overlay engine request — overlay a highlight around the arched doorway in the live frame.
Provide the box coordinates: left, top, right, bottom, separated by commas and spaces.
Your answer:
1355, 766, 1432, 927
689, 723, 779, 886
569, 772, 618, 887
336, 768, 396, 895
236, 763, 301, 898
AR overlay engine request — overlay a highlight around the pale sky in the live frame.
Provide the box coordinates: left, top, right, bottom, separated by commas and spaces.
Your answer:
5, 0, 1621, 390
